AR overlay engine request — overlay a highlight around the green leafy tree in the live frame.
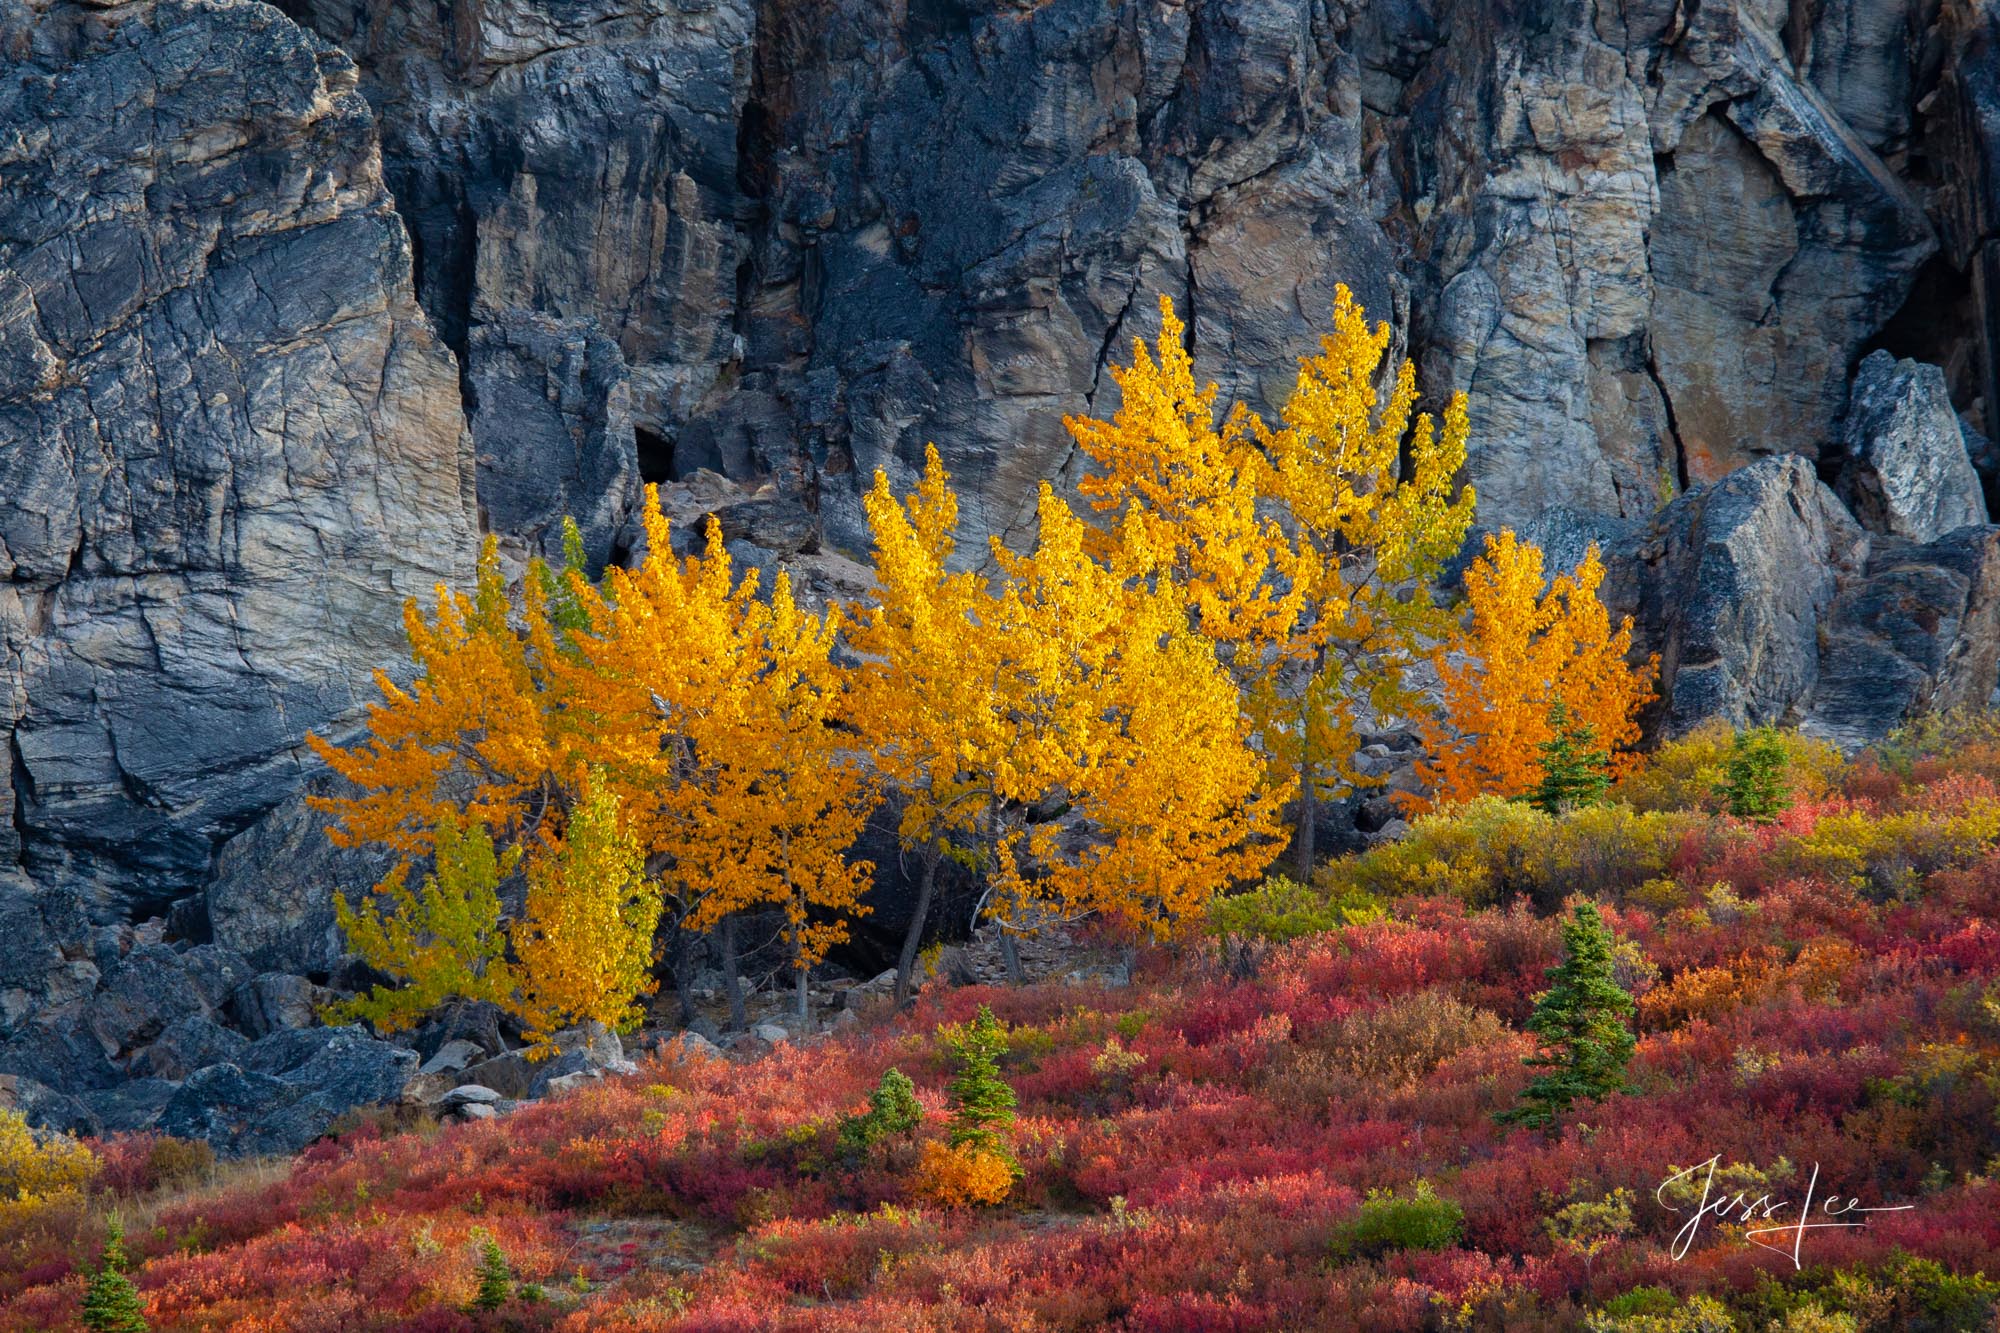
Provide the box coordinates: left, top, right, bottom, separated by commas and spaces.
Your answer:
1503, 902, 1637, 1129
471, 1232, 514, 1312
81, 1220, 148, 1333
327, 814, 520, 1034
837, 1067, 924, 1158
1719, 726, 1790, 822
941, 1006, 1017, 1163
1530, 702, 1611, 814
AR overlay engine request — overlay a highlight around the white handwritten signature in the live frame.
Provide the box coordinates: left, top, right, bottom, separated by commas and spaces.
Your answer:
1657, 1156, 1914, 1270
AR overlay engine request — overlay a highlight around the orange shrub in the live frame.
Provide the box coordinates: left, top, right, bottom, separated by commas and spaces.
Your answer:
913, 1140, 1014, 1207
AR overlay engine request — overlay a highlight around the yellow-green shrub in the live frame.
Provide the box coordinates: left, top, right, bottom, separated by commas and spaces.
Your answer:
0, 1109, 95, 1215
1207, 874, 1384, 942
1317, 798, 1699, 910
1619, 720, 1843, 815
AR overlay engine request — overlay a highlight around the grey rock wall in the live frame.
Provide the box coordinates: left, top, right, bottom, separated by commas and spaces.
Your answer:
3, 0, 2000, 1138
0, 0, 479, 922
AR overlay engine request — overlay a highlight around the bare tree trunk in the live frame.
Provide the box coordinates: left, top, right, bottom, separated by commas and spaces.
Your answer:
795, 963, 808, 1023
668, 927, 696, 1026
894, 846, 940, 1007
1294, 720, 1316, 880
1000, 930, 1026, 985
721, 914, 747, 1032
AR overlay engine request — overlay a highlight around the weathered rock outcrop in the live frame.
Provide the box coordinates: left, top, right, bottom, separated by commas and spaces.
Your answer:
271, 0, 1985, 560
1606, 455, 2000, 745
4, 0, 2000, 1141
1618, 457, 1871, 733
0, 0, 479, 923
1838, 350, 1988, 542
0, 0, 475, 1137
468, 312, 642, 569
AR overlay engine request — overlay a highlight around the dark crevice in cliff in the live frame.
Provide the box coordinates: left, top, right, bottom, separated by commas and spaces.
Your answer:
1644, 333, 1692, 497
8, 729, 32, 871
635, 425, 677, 484
1862, 251, 1985, 415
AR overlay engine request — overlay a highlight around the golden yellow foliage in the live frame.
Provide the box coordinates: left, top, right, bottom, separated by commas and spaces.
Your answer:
989, 487, 1288, 937
851, 446, 1015, 999
1068, 296, 1306, 648
0, 1109, 95, 1214
689, 570, 878, 1009
913, 1139, 1014, 1207
1417, 530, 1657, 809
511, 772, 662, 1054
1068, 287, 1474, 872
1249, 288, 1474, 823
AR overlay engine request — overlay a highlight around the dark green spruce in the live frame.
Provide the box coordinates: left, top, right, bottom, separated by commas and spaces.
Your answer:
81, 1220, 149, 1333
1501, 902, 1637, 1129
1529, 701, 1611, 814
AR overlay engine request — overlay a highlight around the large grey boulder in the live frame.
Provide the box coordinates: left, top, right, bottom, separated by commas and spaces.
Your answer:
80, 1079, 183, 1135
158, 1065, 306, 1157
1838, 351, 1987, 542
1622, 456, 1870, 734
1606, 452, 2000, 747
86, 945, 209, 1060
164, 1025, 417, 1156
0, 0, 478, 923
0, 1073, 95, 1136
1808, 527, 2000, 747
232, 974, 336, 1041
457, 1024, 626, 1100
130, 1016, 250, 1083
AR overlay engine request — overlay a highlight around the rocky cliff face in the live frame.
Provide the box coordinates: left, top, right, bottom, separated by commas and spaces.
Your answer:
260, 0, 1996, 557
3, 0, 1999, 1132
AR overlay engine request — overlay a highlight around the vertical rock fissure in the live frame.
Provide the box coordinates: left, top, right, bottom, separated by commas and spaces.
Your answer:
8, 727, 31, 872
1644, 334, 1691, 497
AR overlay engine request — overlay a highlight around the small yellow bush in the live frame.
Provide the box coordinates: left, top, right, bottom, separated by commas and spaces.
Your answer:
0, 1108, 96, 1210
1319, 797, 1698, 910
913, 1140, 1013, 1207
1619, 719, 1843, 814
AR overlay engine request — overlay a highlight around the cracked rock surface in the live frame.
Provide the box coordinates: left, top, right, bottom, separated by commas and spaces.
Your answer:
4, 0, 2000, 1134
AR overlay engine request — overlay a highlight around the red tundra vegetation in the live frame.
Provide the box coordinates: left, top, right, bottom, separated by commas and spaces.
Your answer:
5, 722, 2000, 1330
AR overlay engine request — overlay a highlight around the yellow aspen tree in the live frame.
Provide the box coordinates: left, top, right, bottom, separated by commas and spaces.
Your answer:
1004, 584, 1288, 938
851, 446, 1011, 1004
1068, 287, 1474, 876
1066, 295, 1311, 651
699, 572, 878, 1022
510, 771, 661, 1055
986, 487, 1290, 947
981, 485, 1130, 973
1417, 530, 1657, 808
1248, 285, 1475, 874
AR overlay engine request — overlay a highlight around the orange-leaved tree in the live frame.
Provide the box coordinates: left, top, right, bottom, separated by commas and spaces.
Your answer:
1416, 529, 1657, 808
552, 497, 764, 1026
697, 571, 878, 1022
557, 494, 877, 1028
309, 535, 570, 861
